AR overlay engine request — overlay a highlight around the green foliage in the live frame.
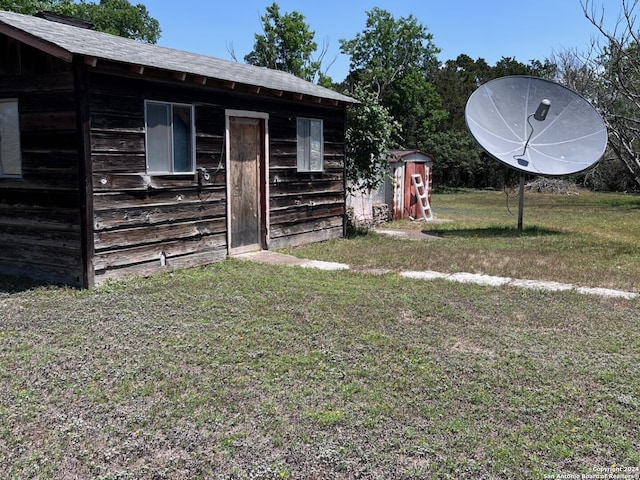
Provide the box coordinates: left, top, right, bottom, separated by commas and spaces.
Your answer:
433, 55, 492, 132
0, 0, 161, 43
340, 8, 442, 188
384, 68, 448, 148
344, 85, 400, 193
420, 131, 483, 186
75, 0, 160, 43
339, 7, 440, 99
491, 56, 556, 79
244, 2, 322, 83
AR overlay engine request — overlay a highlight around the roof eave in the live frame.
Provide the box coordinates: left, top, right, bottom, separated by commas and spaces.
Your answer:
83, 55, 358, 107
0, 22, 72, 62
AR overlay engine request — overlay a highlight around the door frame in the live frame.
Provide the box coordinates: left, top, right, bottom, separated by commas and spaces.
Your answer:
225, 109, 270, 255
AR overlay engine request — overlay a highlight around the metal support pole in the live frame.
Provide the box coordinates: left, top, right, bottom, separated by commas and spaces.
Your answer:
517, 173, 525, 231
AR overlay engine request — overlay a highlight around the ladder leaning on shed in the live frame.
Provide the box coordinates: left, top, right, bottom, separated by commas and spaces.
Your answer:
410, 173, 433, 222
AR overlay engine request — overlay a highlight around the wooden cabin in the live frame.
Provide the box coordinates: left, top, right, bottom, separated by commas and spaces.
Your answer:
0, 10, 357, 287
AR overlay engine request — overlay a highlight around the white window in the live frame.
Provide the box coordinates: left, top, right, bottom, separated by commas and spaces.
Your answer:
0, 100, 22, 178
297, 117, 323, 172
145, 101, 195, 174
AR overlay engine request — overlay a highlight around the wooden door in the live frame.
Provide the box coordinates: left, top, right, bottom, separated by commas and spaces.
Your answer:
229, 117, 262, 252
404, 162, 426, 219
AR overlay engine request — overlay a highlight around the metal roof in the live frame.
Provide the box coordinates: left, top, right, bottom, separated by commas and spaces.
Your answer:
387, 149, 435, 163
0, 10, 357, 105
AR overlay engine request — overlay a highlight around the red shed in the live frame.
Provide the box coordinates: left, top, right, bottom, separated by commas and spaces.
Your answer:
387, 150, 434, 221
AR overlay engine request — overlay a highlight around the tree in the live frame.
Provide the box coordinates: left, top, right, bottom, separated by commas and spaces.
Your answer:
244, 2, 327, 83
75, 0, 160, 43
345, 85, 401, 193
339, 7, 440, 101
582, 0, 640, 189
339, 7, 445, 190
0, 0, 161, 43
433, 55, 492, 132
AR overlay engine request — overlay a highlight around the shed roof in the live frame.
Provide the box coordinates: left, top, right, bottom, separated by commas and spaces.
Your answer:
0, 10, 357, 106
387, 149, 435, 163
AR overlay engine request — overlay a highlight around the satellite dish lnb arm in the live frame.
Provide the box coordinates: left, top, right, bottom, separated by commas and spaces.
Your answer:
516, 99, 552, 167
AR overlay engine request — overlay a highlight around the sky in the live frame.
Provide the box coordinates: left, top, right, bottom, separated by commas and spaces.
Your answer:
140, 0, 624, 81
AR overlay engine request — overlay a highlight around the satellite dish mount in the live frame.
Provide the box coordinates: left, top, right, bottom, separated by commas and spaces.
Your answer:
513, 98, 551, 229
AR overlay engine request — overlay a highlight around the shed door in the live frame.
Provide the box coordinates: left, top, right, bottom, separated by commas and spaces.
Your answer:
229, 117, 263, 253
404, 162, 426, 219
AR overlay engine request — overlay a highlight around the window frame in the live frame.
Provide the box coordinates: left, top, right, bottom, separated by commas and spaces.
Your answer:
0, 99, 22, 178
144, 100, 195, 175
296, 117, 324, 172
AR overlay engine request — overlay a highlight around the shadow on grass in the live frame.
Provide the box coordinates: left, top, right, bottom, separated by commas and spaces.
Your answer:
424, 225, 563, 238
0, 274, 50, 294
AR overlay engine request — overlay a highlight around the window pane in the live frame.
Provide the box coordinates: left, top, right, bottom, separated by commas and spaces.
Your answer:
297, 117, 309, 171
309, 119, 323, 171
0, 101, 22, 176
297, 118, 323, 172
146, 103, 171, 173
172, 105, 192, 173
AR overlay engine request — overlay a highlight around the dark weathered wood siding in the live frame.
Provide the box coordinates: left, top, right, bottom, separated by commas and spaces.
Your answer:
0, 30, 347, 286
88, 73, 228, 283
87, 70, 346, 283
268, 109, 346, 249
0, 36, 84, 285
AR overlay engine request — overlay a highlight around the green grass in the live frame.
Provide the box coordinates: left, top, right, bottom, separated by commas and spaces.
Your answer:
291, 189, 640, 292
1, 190, 639, 479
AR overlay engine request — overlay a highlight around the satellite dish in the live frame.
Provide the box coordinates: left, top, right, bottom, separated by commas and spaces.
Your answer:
465, 75, 607, 176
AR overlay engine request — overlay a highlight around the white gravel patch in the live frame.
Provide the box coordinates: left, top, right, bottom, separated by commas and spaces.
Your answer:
509, 278, 575, 292
448, 272, 512, 287
301, 260, 350, 271
575, 286, 639, 300
400, 270, 638, 299
400, 270, 448, 281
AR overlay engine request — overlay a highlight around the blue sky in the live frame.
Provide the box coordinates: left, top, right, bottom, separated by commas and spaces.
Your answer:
141, 0, 623, 81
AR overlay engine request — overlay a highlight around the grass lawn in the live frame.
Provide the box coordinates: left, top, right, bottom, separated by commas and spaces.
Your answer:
292, 188, 640, 293
1, 189, 639, 479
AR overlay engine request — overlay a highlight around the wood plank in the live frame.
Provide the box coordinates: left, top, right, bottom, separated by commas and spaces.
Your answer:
0, 204, 80, 230
0, 243, 82, 269
0, 72, 74, 95
0, 227, 81, 249
19, 111, 76, 131
94, 200, 226, 231
269, 193, 344, 209
0, 261, 83, 287
91, 131, 145, 153
94, 233, 227, 270
270, 205, 344, 225
93, 187, 226, 209
92, 173, 200, 191
93, 247, 227, 285
92, 153, 146, 173
94, 218, 226, 251
74, 57, 95, 288
268, 226, 343, 250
